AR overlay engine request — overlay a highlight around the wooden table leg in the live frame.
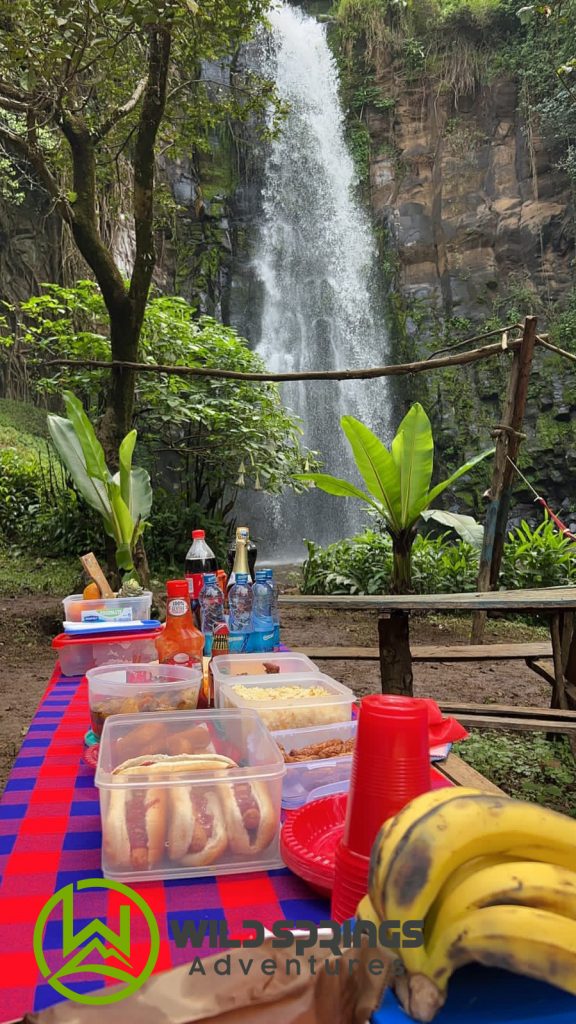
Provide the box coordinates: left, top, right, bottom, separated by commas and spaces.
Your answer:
378, 611, 413, 696
549, 613, 576, 757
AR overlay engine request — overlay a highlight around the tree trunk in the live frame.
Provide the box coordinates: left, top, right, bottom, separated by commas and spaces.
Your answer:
379, 611, 413, 696
391, 531, 415, 594
98, 301, 139, 466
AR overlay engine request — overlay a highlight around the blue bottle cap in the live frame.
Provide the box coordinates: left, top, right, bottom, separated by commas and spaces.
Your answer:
203, 573, 217, 584
255, 570, 268, 581
235, 573, 249, 584
265, 568, 273, 578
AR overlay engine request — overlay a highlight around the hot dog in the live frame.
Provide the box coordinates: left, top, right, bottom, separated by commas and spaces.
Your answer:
103, 786, 167, 871
168, 786, 228, 866
220, 780, 276, 855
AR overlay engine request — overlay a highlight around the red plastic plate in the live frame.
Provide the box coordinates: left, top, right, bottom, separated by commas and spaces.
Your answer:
280, 768, 452, 897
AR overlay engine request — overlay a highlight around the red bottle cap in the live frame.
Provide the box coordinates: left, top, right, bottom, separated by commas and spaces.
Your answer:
192, 529, 205, 539
166, 579, 189, 598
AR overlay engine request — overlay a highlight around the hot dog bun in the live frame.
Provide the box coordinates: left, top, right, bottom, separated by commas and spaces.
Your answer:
103, 786, 167, 871
220, 780, 276, 854
112, 753, 237, 776
168, 786, 228, 866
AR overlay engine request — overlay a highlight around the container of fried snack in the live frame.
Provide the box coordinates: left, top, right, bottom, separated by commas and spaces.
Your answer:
218, 674, 355, 732
86, 663, 202, 738
271, 720, 357, 809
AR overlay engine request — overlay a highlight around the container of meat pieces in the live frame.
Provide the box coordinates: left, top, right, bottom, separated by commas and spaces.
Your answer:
271, 720, 357, 809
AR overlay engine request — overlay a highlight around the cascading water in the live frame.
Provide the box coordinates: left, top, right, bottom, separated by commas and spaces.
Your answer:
231, 2, 390, 560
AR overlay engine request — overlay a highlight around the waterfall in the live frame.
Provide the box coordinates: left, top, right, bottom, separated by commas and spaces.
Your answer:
231, 2, 390, 561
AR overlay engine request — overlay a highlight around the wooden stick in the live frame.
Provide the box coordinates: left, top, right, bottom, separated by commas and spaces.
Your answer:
44, 335, 525, 384
471, 316, 538, 642
80, 552, 115, 599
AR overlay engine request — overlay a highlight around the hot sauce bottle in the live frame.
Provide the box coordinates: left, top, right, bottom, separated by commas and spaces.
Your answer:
155, 579, 204, 667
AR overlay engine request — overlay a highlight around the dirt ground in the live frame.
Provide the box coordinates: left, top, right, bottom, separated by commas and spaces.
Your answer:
0, 594, 552, 794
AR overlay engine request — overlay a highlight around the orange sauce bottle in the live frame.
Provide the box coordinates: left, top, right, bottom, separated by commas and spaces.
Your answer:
155, 579, 204, 668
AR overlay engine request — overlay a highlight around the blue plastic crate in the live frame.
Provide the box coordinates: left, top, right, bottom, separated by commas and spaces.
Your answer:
372, 965, 576, 1023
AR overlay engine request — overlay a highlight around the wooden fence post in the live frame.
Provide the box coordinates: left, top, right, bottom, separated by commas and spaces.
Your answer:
471, 316, 538, 643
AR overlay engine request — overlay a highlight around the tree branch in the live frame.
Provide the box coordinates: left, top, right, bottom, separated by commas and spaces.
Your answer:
128, 26, 172, 329
59, 111, 127, 313
0, 123, 72, 222
45, 334, 530, 382
96, 77, 148, 141
0, 96, 30, 114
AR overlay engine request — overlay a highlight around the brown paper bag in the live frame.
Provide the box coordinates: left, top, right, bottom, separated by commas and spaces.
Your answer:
24, 938, 397, 1024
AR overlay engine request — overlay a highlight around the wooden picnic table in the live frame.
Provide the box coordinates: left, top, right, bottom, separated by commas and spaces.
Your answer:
280, 587, 576, 713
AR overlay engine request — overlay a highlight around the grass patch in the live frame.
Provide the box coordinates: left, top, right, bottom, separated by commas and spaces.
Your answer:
0, 546, 82, 597
0, 398, 48, 439
426, 613, 549, 641
455, 731, 576, 817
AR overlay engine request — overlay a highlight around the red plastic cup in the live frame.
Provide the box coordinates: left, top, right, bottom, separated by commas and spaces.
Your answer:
342, 694, 430, 858
331, 842, 370, 923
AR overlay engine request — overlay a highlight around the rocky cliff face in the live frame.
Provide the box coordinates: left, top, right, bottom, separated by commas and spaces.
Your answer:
368, 75, 574, 317
363, 65, 576, 516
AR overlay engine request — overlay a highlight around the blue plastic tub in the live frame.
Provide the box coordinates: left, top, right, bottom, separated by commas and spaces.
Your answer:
372, 966, 576, 1023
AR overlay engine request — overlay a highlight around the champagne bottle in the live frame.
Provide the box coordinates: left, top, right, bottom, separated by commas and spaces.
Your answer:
227, 537, 250, 593
227, 526, 257, 581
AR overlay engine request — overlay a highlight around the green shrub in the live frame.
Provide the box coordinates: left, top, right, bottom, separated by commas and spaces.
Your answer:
455, 732, 576, 818
301, 514, 576, 595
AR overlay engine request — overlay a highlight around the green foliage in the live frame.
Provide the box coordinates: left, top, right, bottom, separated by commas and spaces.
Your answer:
301, 512, 576, 595
0, 543, 83, 598
8, 283, 315, 513
500, 516, 576, 589
455, 732, 576, 818
47, 391, 152, 573
301, 530, 479, 594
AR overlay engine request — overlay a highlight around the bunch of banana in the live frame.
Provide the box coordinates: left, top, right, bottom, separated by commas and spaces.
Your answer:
360, 786, 576, 1022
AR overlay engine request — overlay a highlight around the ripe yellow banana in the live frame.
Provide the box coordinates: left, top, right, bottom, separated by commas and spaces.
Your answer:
382, 793, 576, 976
368, 786, 481, 917
428, 860, 576, 946
423, 853, 515, 941
402, 906, 576, 1023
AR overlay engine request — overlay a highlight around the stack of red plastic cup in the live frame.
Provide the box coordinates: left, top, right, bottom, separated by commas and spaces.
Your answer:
331, 694, 431, 924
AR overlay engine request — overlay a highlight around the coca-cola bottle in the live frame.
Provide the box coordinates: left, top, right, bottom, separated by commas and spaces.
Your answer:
185, 529, 217, 628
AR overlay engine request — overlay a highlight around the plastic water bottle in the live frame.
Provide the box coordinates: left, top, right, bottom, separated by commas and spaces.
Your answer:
228, 572, 253, 633
252, 570, 274, 630
265, 568, 280, 647
199, 573, 225, 649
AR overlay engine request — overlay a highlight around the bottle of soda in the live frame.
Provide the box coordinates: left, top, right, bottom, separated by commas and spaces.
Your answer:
228, 572, 253, 634
199, 573, 226, 648
185, 529, 217, 627
156, 579, 204, 667
265, 568, 280, 648
227, 527, 257, 582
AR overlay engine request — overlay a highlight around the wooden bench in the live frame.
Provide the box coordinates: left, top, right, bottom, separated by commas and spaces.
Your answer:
294, 642, 552, 662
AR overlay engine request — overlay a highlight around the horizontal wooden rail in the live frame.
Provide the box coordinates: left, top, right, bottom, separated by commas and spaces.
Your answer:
294, 642, 553, 662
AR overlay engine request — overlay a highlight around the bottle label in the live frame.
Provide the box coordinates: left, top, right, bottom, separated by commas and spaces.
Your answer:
168, 598, 188, 617
160, 652, 201, 667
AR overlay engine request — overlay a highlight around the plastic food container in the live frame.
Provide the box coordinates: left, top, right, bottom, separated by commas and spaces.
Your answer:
95, 709, 286, 881
53, 628, 161, 677
271, 720, 356, 809
63, 592, 153, 624
211, 652, 317, 704
86, 663, 202, 738
217, 673, 355, 732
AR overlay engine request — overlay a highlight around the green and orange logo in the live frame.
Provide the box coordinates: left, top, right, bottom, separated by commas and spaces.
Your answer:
33, 878, 160, 1005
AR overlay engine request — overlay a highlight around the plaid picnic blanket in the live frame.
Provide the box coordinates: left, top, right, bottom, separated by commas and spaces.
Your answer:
0, 665, 329, 1022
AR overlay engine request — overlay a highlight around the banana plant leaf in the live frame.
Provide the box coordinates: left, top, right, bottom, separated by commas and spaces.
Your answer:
62, 391, 110, 483
420, 510, 485, 548
427, 449, 495, 505
47, 414, 115, 535
340, 416, 401, 527
294, 471, 381, 509
391, 403, 434, 524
